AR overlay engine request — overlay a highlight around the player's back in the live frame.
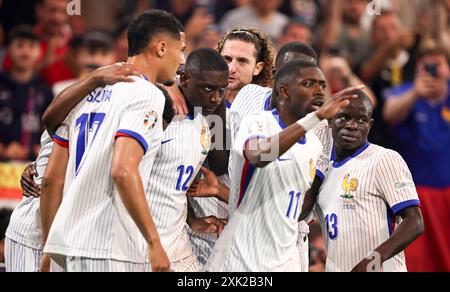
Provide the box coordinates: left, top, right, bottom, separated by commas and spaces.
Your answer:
207, 111, 322, 272
45, 77, 165, 264
316, 144, 419, 272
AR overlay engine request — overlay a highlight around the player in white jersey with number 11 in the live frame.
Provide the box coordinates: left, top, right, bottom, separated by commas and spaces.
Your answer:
206, 60, 361, 272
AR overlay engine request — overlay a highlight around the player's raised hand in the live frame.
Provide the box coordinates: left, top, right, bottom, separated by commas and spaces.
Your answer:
93, 62, 141, 87
187, 167, 219, 198
316, 85, 364, 120
148, 242, 171, 272
21, 163, 40, 198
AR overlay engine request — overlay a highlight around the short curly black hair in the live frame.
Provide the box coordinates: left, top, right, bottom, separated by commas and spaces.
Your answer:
217, 28, 275, 88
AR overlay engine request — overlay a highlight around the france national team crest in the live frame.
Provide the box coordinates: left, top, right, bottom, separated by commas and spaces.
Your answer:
144, 111, 158, 130
201, 126, 211, 155
341, 174, 358, 209
309, 159, 316, 184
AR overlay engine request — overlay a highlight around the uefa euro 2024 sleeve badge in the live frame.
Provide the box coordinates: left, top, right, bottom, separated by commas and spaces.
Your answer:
144, 111, 158, 130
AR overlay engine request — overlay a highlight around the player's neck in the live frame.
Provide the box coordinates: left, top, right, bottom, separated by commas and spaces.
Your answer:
277, 107, 297, 127
126, 55, 157, 83
179, 86, 195, 116
225, 88, 239, 105
334, 143, 367, 162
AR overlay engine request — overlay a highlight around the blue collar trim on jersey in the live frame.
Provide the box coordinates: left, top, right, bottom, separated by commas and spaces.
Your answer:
332, 143, 370, 168
141, 74, 149, 81
226, 100, 232, 109
264, 93, 272, 111
186, 112, 198, 120
272, 110, 307, 145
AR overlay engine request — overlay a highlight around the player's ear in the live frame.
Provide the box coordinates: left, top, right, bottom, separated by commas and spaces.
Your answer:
180, 72, 189, 88
155, 40, 167, 58
369, 118, 374, 129
253, 62, 265, 77
277, 83, 289, 105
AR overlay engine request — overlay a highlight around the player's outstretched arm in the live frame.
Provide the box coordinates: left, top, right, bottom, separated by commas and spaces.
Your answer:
112, 137, 170, 272
42, 63, 140, 136
39, 143, 69, 272
351, 206, 424, 272
245, 86, 361, 168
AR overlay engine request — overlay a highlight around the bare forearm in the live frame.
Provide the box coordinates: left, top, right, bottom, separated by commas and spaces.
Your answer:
321, 0, 342, 50
383, 89, 418, 125
246, 123, 307, 168
40, 180, 64, 244
299, 176, 323, 221
43, 72, 102, 135
361, 44, 396, 81
113, 169, 161, 246
40, 145, 68, 245
374, 211, 424, 264
216, 182, 230, 203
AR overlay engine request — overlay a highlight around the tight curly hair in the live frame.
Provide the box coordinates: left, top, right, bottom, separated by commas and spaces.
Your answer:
217, 28, 275, 88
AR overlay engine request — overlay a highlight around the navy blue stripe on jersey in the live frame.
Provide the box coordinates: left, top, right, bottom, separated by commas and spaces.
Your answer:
52, 135, 69, 148
237, 160, 256, 208
391, 199, 421, 215
116, 130, 149, 153
264, 94, 271, 111
272, 110, 307, 144
316, 169, 325, 181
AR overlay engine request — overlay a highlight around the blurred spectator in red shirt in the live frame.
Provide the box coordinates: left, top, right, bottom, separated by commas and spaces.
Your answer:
0, 26, 53, 161
2, 0, 75, 85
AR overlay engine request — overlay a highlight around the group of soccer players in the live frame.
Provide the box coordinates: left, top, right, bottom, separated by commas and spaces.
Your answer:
4, 9, 424, 272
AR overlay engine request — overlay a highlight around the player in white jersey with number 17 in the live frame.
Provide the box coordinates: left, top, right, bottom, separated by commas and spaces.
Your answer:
39, 10, 185, 272
313, 90, 424, 272
206, 60, 359, 272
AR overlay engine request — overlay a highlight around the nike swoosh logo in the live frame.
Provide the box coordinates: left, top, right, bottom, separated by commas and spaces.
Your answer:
161, 139, 175, 145
278, 158, 292, 162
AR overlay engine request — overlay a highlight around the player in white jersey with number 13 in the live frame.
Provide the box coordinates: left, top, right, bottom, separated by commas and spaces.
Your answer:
314, 90, 424, 272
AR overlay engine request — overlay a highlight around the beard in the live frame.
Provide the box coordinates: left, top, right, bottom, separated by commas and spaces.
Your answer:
162, 79, 175, 87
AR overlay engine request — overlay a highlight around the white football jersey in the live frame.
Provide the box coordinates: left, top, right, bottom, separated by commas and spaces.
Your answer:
147, 113, 210, 265
6, 132, 53, 250
316, 144, 420, 272
44, 77, 165, 264
206, 110, 322, 272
